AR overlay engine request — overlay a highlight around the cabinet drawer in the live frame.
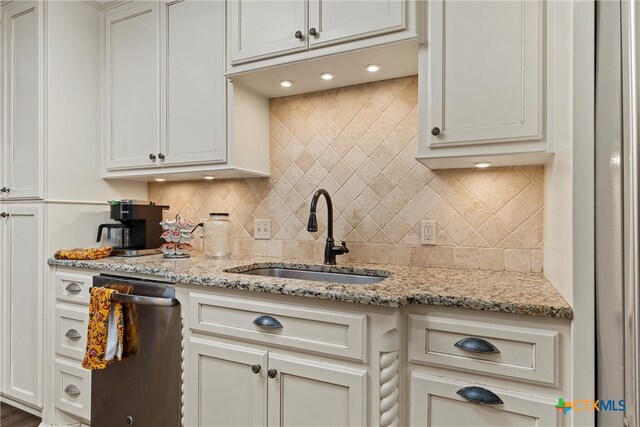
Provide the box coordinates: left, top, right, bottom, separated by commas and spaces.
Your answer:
188, 292, 367, 361
410, 371, 558, 427
409, 315, 557, 385
55, 305, 89, 361
55, 271, 93, 304
54, 358, 91, 422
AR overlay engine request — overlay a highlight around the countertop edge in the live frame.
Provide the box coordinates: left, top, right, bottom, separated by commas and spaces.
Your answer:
48, 258, 574, 319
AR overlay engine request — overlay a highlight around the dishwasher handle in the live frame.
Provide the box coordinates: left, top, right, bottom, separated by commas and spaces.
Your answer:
111, 292, 178, 307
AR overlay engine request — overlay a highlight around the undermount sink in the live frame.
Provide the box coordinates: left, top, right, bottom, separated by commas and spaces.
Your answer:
235, 267, 388, 285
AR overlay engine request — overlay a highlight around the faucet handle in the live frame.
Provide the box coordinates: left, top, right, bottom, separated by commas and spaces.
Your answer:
341, 241, 349, 253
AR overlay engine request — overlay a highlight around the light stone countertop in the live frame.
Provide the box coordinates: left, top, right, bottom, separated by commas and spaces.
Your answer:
48, 253, 573, 319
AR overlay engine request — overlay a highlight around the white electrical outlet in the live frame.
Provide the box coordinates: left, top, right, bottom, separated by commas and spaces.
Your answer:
254, 219, 271, 240
420, 220, 437, 245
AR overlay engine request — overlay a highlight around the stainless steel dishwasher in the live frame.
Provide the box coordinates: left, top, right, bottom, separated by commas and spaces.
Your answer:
91, 275, 181, 427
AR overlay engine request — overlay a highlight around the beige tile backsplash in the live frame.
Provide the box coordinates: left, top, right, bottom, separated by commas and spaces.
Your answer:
149, 76, 544, 272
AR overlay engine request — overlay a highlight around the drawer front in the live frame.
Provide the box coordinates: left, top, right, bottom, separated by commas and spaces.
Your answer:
188, 292, 367, 361
55, 305, 89, 361
55, 271, 93, 304
409, 315, 557, 384
410, 371, 558, 427
54, 358, 91, 422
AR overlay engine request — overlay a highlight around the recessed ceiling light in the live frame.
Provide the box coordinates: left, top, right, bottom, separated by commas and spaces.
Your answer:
280, 80, 293, 88
320, 72, 334, 80
154, 178, 166, 182
474, 161, 492, 168
203, 175, 215, 180
366, 64, 380, 73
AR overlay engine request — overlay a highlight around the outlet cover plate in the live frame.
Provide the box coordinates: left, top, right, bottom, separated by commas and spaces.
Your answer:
254, 219, 271, 240
420, 220, 437, 245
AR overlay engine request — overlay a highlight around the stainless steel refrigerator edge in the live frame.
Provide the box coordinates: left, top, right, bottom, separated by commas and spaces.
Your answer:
596, 0, 640, 424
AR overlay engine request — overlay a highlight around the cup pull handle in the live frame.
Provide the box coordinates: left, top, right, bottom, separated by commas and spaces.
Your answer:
253, 315, 283, 329
454, 337, 500, 354
457, 386, 503, 405
65, 283, 82, 293
65, 329, 82, 340
64, 384, 81, 396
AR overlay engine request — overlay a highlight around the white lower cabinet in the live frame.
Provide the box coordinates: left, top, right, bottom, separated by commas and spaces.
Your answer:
189, 339, 268, 427
40, 274, 570, 427
49, 269, 94, 425
410, 372, 558, 427
53, 358, 91, 422
188, 338, 367, 427
0, 205, 43, 408
267, 353, 367, 427
182, 287, 375, 427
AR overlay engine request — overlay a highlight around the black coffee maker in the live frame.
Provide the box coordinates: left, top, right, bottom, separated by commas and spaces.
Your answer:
97, 200, 169, 256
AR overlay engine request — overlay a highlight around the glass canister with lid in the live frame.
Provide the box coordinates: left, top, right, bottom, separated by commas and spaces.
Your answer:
204, 213, 233, 258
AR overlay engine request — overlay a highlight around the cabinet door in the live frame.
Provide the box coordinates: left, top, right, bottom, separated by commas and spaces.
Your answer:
188, 339, 267, 427
2, 1, 43, 199
267, 353, 367, 426
1, 205, 43, 408
160, 0, 226, 166
425, 0, 542, 147
308, 0, 405, 48
106, 2, 160, 170
227, 0, 307, 65
409, 372, 558, 427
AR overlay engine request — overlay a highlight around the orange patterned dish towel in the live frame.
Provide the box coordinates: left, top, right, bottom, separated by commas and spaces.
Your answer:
54, 247, 112, 260
82, 287, 124, 370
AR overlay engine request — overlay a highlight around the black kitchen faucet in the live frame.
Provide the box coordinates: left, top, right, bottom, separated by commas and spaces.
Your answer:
307, 189, 349, 265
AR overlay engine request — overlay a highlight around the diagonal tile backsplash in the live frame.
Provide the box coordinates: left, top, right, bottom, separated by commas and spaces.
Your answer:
149, 76, 544, 272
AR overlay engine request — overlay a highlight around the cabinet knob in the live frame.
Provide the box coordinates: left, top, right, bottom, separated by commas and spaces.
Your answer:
431, 127, 441, 136
251, 364, 261, 374
158, 153, 165, 161
0, 212, 8, 218
267, 369, 278, 379
149, 153, 157, 161
0, 187, 8, 193
64, 384, 81, 396
295, 30, 304, 40
309, 28, 319, 37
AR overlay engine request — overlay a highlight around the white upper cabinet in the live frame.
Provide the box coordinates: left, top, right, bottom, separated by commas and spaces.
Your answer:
417, 0, 551, 169
2, 1, 43, 199
161, 0, 226, 166
227, 0, 307, 65
106, 2, 160, 170
308, 0, 405, 48
226, 0, 416, 74
105, 0, 269, 180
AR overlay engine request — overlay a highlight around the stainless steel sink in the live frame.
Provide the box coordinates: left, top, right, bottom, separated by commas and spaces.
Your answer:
237, 267, 388, 285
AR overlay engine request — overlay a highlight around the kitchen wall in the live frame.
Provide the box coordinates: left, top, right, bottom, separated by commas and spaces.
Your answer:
149, 76, 544, 272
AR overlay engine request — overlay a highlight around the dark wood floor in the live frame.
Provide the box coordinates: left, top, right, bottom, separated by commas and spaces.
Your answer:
1, 402, 41, 427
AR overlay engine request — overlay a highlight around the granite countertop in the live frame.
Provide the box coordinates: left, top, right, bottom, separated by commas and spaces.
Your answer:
48, 253, 573, 319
